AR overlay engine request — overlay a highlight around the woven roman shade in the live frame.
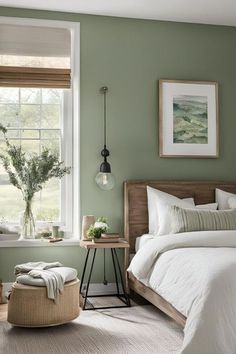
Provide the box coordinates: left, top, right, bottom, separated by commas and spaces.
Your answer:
0, 24, 71, 88
0, 66, 71, 88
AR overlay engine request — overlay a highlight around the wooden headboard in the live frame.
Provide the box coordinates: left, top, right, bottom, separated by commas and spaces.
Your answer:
124, 180, 236, 253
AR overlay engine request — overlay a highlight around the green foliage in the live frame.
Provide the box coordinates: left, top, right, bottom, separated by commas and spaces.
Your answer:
87, 225, 102, 239
0, 124, 71, 203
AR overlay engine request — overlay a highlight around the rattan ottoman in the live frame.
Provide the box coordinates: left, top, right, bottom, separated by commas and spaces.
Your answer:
7, 278, 80, 327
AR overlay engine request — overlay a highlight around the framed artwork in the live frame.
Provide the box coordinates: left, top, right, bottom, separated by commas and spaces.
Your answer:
159, 80, 219, 158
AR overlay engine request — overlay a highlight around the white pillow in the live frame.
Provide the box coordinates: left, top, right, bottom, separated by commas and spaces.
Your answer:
196, 203, 218, 210
215, 188, 236, 210
228, 197, 236, 209
183, 198, 195, 206
147, 186, 194, 235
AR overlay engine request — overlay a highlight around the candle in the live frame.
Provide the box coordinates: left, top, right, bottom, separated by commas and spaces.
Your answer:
82, 215, 95, 240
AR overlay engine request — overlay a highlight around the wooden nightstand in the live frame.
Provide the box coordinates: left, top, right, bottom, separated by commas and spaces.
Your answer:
80, 239, 130, 310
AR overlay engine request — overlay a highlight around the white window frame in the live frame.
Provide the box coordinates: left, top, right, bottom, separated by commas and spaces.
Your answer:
0, 17, 80, 246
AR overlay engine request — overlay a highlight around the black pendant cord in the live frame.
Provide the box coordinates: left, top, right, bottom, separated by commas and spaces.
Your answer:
103, 88, 107, 147
99, 86, 111, 174
96, 86, 114, 189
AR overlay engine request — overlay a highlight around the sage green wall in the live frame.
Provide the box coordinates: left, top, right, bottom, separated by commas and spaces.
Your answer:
0, 7, 236, 281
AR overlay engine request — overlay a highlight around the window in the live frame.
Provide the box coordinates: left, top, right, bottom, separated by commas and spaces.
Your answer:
0, 87, 65, 223
0, 17, 80, 240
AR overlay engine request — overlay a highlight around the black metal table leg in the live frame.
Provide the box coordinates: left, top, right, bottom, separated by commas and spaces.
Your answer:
111, 248, 120, 295
83, 249, 97, 310
113, 249, 131, 306
80, 249, 90, 292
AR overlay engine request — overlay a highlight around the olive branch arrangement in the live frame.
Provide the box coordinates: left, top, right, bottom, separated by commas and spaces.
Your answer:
0, 124, 71, 237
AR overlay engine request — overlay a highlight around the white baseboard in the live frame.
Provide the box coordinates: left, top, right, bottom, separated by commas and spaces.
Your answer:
1, 282, 13, 303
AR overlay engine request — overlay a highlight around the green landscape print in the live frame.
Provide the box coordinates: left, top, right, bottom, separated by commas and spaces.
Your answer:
173, 94, 208, 144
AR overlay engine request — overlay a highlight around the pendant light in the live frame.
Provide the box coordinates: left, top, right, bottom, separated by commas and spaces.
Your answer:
95, 86, 115, 190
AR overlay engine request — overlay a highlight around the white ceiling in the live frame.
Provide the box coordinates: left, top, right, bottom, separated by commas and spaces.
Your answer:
0, 0, 236, 26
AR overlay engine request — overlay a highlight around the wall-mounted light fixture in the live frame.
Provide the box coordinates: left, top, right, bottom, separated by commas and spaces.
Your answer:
95, 86, 115, 190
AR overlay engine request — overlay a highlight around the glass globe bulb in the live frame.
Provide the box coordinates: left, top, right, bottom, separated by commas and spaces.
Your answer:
95, 172, 115, 191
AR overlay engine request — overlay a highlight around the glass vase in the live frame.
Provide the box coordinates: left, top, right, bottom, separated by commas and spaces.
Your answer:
20, 200, 35, 239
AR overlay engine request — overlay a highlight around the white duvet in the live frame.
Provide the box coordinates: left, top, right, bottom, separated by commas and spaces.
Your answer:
128, 230, 236, 354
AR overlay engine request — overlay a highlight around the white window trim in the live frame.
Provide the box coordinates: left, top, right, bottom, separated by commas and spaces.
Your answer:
0, 16, 80, 246
61, 89, 73, 234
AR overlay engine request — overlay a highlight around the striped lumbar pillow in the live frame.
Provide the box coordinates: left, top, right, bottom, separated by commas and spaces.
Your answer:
169, 205, 236, 233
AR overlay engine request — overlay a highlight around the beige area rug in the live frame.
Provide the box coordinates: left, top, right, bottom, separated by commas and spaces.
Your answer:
0, 304, 183, 354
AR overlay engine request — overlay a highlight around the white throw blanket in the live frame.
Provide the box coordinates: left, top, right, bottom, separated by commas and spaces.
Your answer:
15, 261, 62, 274
15, 261, 64, 300
128, 230, 236, 354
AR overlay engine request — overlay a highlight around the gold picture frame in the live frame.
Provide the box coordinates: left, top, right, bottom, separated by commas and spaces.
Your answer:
159, 80, 219, 158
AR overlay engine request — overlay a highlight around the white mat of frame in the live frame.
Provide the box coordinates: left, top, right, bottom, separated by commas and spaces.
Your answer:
0, 304, 183, 354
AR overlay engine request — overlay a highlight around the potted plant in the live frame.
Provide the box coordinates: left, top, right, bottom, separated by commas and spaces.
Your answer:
0, 124, 71, 239
87, 217, 109, 239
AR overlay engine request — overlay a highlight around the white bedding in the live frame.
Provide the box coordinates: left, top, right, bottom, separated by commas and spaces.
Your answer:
128, 230, 236, 354
135, 234, 154, 252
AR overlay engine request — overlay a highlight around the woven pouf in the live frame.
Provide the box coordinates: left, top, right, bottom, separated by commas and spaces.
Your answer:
7, 278, 80, 327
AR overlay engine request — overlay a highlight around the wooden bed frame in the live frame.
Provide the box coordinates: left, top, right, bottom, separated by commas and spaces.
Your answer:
124, 180, 236, 327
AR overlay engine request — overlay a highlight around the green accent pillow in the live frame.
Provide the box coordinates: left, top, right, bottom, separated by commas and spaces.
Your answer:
170, 205, 236, 233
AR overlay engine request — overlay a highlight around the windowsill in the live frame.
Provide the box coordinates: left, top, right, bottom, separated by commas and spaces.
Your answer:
0, 238, 81, 248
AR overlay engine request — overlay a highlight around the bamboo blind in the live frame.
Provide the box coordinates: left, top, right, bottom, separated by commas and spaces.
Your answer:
0, 66, 71, 88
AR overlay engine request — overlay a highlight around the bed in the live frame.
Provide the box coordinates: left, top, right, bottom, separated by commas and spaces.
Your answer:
124, 180, 236, 354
